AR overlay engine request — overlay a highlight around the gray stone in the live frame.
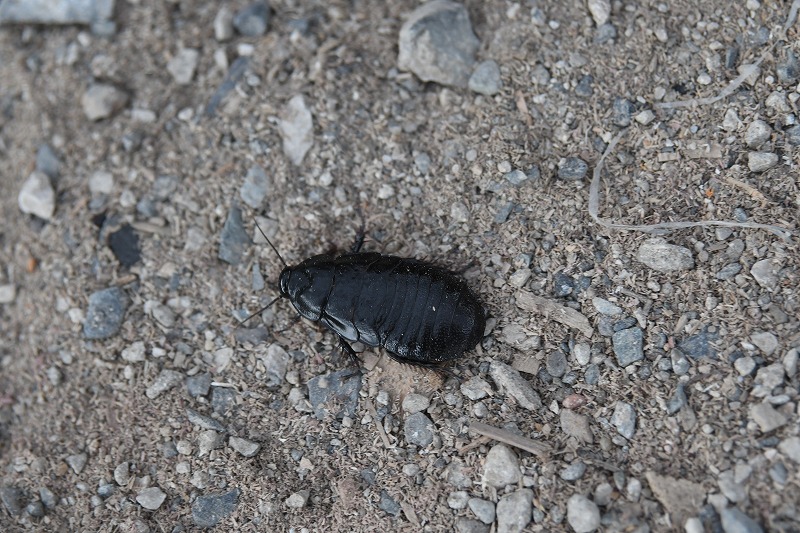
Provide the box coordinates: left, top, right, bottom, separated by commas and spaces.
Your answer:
307, 369, 361, 420
0, 0, 115, 26
18, 171, 56, 220
592, 297, 622, 316
460, 376, 490, 400
404, 412, 436, 447
611, 401, 636, 439
612, 97, 633, 127
167, 48, 199, 85
146, 369, 183, 399
666, 382, 688, 415
468, 498, 495, 524
150, 302, 175, 328
113, 461, 131, 486
734, 356, 756, 376
560, 461, 587, 481
447, 490, 470, 509
720, 507, 764, 533
748, 151, 778, 172
776, 50, 799, 85
397, 0, 479, 88
557, 157, 588, 180
83, 287, 128, 339
65, 452, 87, 474
593, 483, 613, 506
482, 444, 520, 488
218, 204, 251, 265
445, 460, 472, 489
25, 500, 45, 517
186, 409, 225, 432
749, 402, 787, 432
753, 363, 784, 395
233, 1, 269, 36
82, 83, 127, 121
784, 348, 798, 378
35, 144, 59, 178
455, 518, 490, 533
278, 95, 314, 166
567, 494, 601, 533
378, 490, 400, 516
0, 486, 24, 516
612, 327, 644, 367
717, 470, 746, 503
560, 409, 593, 443
778, 436, 800, 463
213, 6, 234, 41
671, 349, 690, 375
786, 124, 800, 146
136, 487, 166, 510
402, 393, 430, 414
469, 60, 502, 96
636, 238, 694, 271
587, 0, 611, 26
88, 170, 114, 195
750, 332, 778, 355
120, 341, 145, 363
489, 361, 542, 410
496, 489, 532, 533
240, 165, 270, 209
546, 351, 568, 378
451, 201, 470, 223
744, 120, 771, 148
186, 372, 212, 397
197, 430, 224, 455
192, 489, 240, 527
229, 436, 260, 457
262, 343, 289, 387
749, 259, 780, 289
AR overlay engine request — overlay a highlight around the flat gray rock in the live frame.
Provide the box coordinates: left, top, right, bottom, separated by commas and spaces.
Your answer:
489, 361, 542, 410
278, 95, 313, 166
404, 411, 436, 447
496, 488, 532, 533
82, 83, 128, 121
0, 0, 114, 25
192, 489, 240, 527
636, 238, 694, 271
611, 401, 636, 439
397, 0, 479, 88
469, 60, 502, 96
18, 171, 56, 220
567, 494, 600, 533
482, 444, 520, 488
83, 287, 128, 339
612, 327, 644, 367
218, 204, 251, 265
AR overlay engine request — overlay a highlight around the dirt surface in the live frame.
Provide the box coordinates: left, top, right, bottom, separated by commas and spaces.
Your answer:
1, 0, 799, 531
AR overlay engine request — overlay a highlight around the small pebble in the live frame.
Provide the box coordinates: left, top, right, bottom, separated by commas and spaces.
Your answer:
636, 238, 694, 271
720, 507, 764, 533
167, 48, 199, 85
18, 171, 56, 220
404, 412, 436, 447
744, 120, 772, 148
234, 1, 269, 36
192, 489, 240, 527
611, 401, 637, 439
146, 369, 183, 399
482, 444, 520, 488
560, 409, 594, 443
557, 157, 588, 180
448, 491, 470, 510
82, 83, 128, 121
229, 436, 260, 457
460, 376, 490, 400
748, 151, 778, 172
214, 7, 234, 41
136, 487, 166, 510
560, 461, 587, 481
496, 489, 532, 533
567, 494, 601, 533
402, 393, 430, 414
285, 490, 309, 509
468, 60, 502, 96
468, 498, 496, 524
612, 327, 644, 367
66, 453, 87, 474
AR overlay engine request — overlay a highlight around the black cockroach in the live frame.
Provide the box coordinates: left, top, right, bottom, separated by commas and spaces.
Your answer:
251, 219, 486, 367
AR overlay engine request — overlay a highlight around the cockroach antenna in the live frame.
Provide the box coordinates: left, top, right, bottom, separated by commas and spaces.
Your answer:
254, 218, 287, 268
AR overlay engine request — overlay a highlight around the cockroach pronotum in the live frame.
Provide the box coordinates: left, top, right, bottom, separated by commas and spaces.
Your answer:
250, 217, 486, 368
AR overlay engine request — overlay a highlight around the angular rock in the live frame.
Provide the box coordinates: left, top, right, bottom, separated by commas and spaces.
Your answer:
560, 409, 594, 443
612, 327, 644, 367
192, 488, 240, 527
82, 83, 128, 121
468, 498, 495, 524
0, 0, 115, 26
229, 436, 260, 457
233, 1, 269, 36
278, 95, 314, 166
218, 204, 251, 265
136, 487, 166, 510
778, 436, 800, 463
404, 411, 436, 447
397, 0, 479, 88
146, 369, 183, 399
18, 171, 56, 220
239, 165, 270, 209
307, 369, 361, 420
482, 444, 520, 488
645, 471, 705, 526
496, 489, 532, 533
557, 157, 588, 180
749, 259, 780, 290
587, 0, 611, 26
744, 120, 771, 149
468, 60, 502, 96
83, 287, 128, 339
489, 361, 542, 410
636, 238, 694, 271
567, 494, 601, 533
720, 507, 764, 533
750, 403, 787, 432
748, 152, 778, 172
261, 343, 289, 387
611, 401, 636, 439
167, 48, 199, 85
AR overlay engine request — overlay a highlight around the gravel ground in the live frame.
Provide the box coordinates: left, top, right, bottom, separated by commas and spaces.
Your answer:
1, 1, 799, 531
